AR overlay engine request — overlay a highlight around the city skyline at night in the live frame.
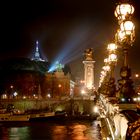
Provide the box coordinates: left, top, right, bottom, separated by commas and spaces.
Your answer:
0, 1, 140, 139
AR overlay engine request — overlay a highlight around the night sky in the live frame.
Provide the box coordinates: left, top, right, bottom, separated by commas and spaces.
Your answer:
0, 0, 140, 87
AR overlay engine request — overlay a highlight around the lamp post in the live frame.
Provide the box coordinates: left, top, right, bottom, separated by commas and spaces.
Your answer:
107, 43, 117, 79
98, 58, 110, 96
107, 43, 117, 97
115, 1, 136, 102
108, 53, 117, 78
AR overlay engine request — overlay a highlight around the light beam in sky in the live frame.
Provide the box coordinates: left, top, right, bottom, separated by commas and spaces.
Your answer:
48, 23, 99, 71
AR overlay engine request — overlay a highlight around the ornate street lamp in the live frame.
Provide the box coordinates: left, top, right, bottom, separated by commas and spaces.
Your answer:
104, 58, 109, 64
107, 43, 118, 97
98, 57, 112, 96
115, 1, 136, 102
120, 21, 135, 45
98, 69, 108, 95
115, 2, 134, 24
107, 43, 117, 52
108, 53, 117, 78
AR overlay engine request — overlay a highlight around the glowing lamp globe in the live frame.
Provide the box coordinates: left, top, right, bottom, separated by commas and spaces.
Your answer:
120, 20, 135, 35
104, 58, 109, 63
115, 3, 134, 21
101, 70, 106, 76
107, 43, 117, 51
115, 29, 126, 43
103, 65, 110, 72
109, 53, 117, 62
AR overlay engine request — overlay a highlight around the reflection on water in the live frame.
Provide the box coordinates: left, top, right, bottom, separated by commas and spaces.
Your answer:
0, 125, 30, 140
0, 121, 101, 140
52, 124, 89, 140
9, 127, 30, 140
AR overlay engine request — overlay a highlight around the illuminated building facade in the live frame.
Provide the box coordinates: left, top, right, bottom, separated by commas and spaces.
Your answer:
83, 48, 95, 90
43, 71, 71, 98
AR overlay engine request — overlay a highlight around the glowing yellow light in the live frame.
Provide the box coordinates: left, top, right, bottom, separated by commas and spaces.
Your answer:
107, 43, 117, 51
101, 71, 106, 76
102, 65, 110, 72
47, 94, 51, 98
108, 54, 117, 62
2, 94, 7, 99
93, 106, 99, 113
115, 4, 134, 21
104, 58, 109, 63
81, 90, 85, 95
58, 84, 62, 88
120, 21, 135, 35
135, 74, 139, 78
116, 29, 125, 41
23, 96, 26, 99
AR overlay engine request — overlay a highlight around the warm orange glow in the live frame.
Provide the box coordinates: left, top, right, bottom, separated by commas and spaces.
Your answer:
81, 90, 86, 95
107, 43, 117, 52
135, 74, 139, 78
104, 58, 109, 63
102, 65, 110, 72
80, 80, 85, 83
58, 84, 62, 88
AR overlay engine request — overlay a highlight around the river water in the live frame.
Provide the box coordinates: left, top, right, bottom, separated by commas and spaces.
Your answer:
0, 120, 102, 140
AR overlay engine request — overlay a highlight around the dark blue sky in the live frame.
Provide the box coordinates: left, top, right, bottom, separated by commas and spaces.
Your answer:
0, 0, 140, 87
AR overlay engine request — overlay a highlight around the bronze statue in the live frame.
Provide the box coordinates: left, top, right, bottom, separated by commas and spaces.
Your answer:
84, 48, 94, 60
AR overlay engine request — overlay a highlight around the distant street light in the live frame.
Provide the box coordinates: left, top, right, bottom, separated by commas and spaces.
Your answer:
135, 74, 139, 78
105, 43, 117, 97
93, 106, 99, 113
13, 92, 18, 99
81, 90, 86, 96
47, 93, 51, 98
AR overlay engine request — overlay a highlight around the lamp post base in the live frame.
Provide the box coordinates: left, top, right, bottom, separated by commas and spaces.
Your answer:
117, 66, 137, 103
108, 77, 116, 97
